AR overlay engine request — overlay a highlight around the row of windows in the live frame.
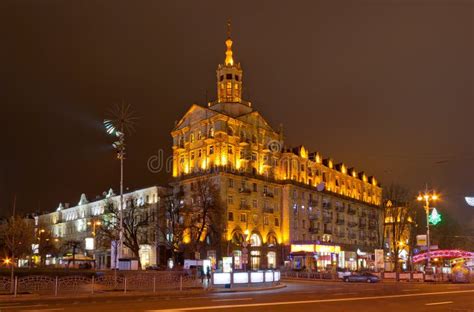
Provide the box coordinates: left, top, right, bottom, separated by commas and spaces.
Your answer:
228, 212, 279, 226
219, 73, 241, 81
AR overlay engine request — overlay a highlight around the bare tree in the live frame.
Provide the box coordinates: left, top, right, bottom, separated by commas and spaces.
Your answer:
159, 192, 185, 265
187, 177, 225, 258
36, 227, 60, 266
383, 184, 416, 272
98, 198, 153, 269
0, 216, 35, 264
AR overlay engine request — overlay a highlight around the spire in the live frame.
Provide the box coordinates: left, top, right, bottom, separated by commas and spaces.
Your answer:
225, 19, 234, 66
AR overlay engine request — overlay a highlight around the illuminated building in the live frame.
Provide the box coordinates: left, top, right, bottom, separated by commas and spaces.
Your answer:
35, 186, 164, 269
171, 23, 383, 270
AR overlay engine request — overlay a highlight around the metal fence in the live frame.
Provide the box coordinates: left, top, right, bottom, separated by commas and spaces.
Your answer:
0, 272, 203, 297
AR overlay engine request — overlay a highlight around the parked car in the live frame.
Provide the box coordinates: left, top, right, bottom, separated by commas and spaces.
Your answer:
343, 272, 380, 283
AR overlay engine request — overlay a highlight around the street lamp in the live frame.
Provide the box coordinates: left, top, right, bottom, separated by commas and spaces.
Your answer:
87, 220, 102, 237
104, 120, 125, 269
416, 190, 439, 270
104, 103, 137, 270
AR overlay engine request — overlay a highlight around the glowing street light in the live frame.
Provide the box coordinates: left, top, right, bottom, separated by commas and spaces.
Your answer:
417, 189, 440, 270
103, 103, 137, 269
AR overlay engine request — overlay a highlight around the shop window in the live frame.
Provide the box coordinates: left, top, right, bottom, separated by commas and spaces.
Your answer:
267, 251, 276, 269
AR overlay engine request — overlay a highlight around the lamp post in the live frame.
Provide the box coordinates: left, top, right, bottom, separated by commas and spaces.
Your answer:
417, 191, 439, 270
104, 120, 126, 269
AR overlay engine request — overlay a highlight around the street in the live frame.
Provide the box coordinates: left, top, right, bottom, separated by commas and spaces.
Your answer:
0, 280, 473, 311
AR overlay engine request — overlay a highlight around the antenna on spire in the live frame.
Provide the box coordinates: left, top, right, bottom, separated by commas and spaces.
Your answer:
227, 19, 231, 39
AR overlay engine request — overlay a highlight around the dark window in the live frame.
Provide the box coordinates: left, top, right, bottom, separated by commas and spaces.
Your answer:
220, 75, 224, 81
226, 73, 233, 79
235, 75, 239, 81
228, 212, 234, 221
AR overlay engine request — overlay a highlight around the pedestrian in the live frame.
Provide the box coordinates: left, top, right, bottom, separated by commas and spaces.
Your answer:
206, 266, 211, 285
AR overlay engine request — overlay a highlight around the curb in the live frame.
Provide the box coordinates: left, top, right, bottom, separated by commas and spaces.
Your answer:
212, 283, 286, 293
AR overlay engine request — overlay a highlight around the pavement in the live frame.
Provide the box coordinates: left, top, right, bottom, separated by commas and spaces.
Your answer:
0, 280, 472, 311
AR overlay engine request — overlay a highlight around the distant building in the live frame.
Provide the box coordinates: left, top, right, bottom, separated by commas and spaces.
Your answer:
36, 186, 165, 269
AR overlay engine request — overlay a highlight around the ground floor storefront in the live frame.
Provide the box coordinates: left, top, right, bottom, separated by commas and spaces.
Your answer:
288, 243, 376, 271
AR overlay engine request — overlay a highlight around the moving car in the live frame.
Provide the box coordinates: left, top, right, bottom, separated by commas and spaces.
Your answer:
343, 272, 380, 283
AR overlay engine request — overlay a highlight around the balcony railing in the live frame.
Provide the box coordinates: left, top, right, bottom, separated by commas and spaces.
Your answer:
263, 191, 274, 198
263, 208, 274, 214
348, 221, 358, 227
239, 204, 251, 210
239, 188, 251, 194
322, 202, 331, 209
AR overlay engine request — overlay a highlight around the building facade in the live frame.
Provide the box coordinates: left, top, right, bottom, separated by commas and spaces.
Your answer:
171, 28, 383, 271
36, 186, 163, 269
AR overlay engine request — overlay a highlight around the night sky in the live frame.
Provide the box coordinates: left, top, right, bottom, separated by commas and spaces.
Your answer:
1, 1, 473, 225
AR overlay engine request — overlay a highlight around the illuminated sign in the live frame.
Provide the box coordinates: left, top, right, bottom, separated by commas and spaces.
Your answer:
85, 237, 95, 250
291, 244, 341, 253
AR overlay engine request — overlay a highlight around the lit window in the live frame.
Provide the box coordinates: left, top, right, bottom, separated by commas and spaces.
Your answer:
228, 195, 233, 204
228, 145, 233, 154
240, 213, 247, 222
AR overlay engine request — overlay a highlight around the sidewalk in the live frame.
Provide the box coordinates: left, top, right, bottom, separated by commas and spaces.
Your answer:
0, 283, 285, 303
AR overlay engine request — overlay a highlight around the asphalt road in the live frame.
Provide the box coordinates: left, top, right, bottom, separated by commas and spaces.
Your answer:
0, 280, 473, 312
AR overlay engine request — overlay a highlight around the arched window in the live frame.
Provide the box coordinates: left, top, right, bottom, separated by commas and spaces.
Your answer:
209, 127, 215, 138
232, 231, 244, 245
227, 126, 234, 136
267, 233, 278, 247
250, 233, 262, 247
190, 132, 195, 143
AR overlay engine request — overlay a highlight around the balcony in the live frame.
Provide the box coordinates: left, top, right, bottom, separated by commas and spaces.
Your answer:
336, 206, 345, 213
336, 219, 345, 225
323, 217, 332, 224
322, 202, 332, 209
359, 222, 367, 229
239, 204, 251, 210
308, 199, 319, 207
348, 208, 357, 215
335, 232, 345, 238
309, 214, 319, 221
263, 208, 274, 214
348, 221, 358, 227
309, 227, 320, 234
239, 188, 251, 194
323, 228, 332, 235
348, 233, 357, 239
263, 192, 274, 198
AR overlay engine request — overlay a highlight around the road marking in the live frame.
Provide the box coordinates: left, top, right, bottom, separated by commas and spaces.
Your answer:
146, 289, 474, 311
425, 301, 453, 306
212, 298, 253, 302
